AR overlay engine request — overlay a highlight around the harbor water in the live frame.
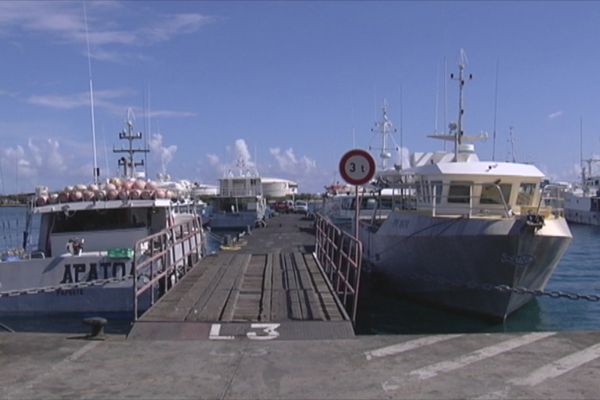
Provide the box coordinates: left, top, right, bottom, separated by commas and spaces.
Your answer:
1, 206, 599, 334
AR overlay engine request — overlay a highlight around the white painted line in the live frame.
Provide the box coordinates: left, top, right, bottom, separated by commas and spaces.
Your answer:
67, 340, 101, 362
409, 332, 556, 380
509, 341, 600, 387
209, 323, 234, 340
365, 334, 463, 361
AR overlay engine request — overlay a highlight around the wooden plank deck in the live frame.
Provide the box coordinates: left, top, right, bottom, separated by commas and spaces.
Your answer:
129, 213, 354, 340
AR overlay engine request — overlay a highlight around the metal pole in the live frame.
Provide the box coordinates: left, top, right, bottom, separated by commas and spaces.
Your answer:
354, 185, 360, 240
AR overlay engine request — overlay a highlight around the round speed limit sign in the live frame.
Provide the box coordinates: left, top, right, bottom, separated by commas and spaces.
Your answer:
339, 149, 376, 186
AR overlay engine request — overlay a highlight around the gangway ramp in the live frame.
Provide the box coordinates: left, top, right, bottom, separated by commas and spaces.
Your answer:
129, 214, 354, 340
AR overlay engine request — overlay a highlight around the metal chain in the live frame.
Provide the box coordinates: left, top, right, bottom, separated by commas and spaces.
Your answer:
406, 273, 600, 302
0, 274, 133, 298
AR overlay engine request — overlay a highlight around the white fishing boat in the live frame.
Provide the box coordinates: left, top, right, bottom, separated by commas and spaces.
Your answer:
321, 189, 395, 230
0, 120, 205, 317
208, 158, 267, 230
564, 158, 600, 225
359, 54, 572, 320
320, 105, 400, 230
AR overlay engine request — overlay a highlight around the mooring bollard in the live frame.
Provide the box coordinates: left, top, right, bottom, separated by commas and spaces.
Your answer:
82, 317, 107, 340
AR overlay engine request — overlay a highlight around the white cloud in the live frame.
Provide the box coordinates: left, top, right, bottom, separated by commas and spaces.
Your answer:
206, 153, 220, 166
148, 133, 177, 175
27, 89, 133, 110
0, 137, 73, 192
269, 147, 317, 172
26, 89, 196, 119
548, 111, 563, 120
146, 110, 197, 118
234, 139, 253, 167
0, 2, 214, 50
142, 14, 214, 43
0, 89, 19, 98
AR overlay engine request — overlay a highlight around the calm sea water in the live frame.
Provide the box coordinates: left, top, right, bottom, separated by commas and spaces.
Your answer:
1, 206, 599, 334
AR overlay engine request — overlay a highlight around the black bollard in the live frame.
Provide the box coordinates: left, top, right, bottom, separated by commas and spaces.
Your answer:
82, 317, 107, 340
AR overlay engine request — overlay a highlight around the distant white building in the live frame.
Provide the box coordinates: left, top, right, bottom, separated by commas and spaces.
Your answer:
261, 177, 298, 198
191, 183, 218, 197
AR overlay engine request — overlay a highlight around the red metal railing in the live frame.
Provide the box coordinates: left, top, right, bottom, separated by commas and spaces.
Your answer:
314, 213, 362, 324
132, 217, 204, 320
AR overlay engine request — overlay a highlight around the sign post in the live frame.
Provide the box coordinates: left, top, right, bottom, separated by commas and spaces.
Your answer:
338, 149, 376, 240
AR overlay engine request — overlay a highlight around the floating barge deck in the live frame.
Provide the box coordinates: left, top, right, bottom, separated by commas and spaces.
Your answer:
129, 214, 355, 340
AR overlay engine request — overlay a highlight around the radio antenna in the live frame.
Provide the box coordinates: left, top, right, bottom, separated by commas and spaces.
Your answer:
492, 59, 499, 161
83, 2, 99, 183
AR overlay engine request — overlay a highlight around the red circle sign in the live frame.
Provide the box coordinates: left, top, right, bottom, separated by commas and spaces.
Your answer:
339, 149, 376, 186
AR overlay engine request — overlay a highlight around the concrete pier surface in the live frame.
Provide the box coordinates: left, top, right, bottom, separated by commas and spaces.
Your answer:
2, 330, 599, 399
2, 214, 599, 399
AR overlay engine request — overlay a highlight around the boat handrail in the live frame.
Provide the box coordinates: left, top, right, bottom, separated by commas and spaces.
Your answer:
313, 213, 362, 325
132, 216, 204, 320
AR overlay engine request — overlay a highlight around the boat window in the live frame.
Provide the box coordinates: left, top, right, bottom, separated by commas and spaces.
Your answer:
480, 183, 512, 205
342, 198, 353, 209
51, 208, 151, 233
364, 198, 377, 209
517, 183, 537, 206
431, 181, 443, 204
448, 182, 471, 203
379, 198, 393, 209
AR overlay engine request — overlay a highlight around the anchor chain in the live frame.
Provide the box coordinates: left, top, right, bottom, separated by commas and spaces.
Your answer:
405, 273, 600, 302
0, 274, 134, 298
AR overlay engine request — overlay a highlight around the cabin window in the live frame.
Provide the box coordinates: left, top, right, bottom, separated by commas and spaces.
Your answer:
431, 181, 443, 204
448, 182, 472, 203
51, 208, 150, 233
415, 181, 423, 202
364, 198, 377, 209
480, 183, 512, 205
380, 198, 393, 209
517, 183, 537, 206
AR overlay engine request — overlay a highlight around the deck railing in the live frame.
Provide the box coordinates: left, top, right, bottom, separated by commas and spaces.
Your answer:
132, 217, 204, 320
314, 213, 362, 324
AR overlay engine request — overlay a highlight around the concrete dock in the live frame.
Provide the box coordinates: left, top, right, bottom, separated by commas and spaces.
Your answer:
1, 214, 599, 399
1, 330, 599, 399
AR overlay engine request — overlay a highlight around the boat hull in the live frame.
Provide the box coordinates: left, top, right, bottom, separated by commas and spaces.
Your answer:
209, 211, 264, 230
564, 192, 600, 225
360, 213, 572, 320
0, 254, 152, 317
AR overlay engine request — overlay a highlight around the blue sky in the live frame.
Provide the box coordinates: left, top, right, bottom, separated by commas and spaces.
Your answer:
1, 1, 600, 194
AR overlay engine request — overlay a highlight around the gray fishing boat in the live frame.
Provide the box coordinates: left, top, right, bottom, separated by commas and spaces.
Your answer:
360, 53, 572, 320
0, 119, 205, 317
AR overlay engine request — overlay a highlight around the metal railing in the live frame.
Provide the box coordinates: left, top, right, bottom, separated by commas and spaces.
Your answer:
132, 217, 204, 320
314, 213, 362, 324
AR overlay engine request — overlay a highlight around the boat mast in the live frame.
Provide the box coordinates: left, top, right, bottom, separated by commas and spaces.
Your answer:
450, 49, 472, 162
83, 3, 99, 184
112, 109, 150, 178
508, 126, 516, 163
580, 117, 585, 190
369, 100, 398, 171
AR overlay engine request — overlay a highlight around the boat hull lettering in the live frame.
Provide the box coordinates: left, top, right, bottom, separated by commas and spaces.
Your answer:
60, 262, 132, 284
